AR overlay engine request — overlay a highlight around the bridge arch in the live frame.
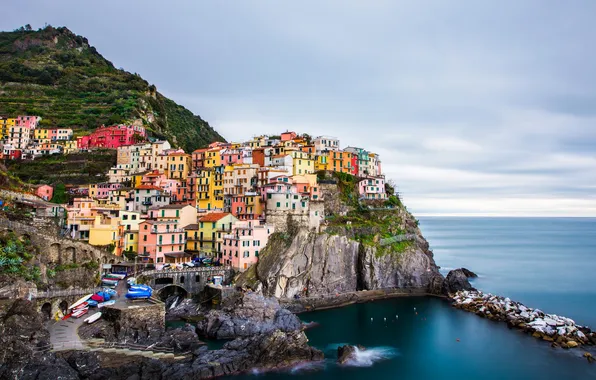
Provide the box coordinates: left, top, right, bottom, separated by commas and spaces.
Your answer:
41, 302, 52, 320
155, 284, 188, 302
59, 300, 68, 314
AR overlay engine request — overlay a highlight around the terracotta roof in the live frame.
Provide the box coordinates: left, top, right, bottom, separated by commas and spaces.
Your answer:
135, 185, 162, 191
199, 212, 230, 222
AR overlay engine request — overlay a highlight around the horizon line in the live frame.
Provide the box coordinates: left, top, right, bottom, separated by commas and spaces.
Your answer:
414, 214, 596, 218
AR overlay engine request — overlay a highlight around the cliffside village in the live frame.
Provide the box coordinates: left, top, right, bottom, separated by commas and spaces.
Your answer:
2, 116, 388, 272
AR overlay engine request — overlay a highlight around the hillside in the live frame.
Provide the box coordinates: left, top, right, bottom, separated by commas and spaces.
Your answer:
0, 25, 225, 152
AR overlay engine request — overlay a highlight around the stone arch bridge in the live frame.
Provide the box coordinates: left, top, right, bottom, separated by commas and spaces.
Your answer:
141, 266, 234, 298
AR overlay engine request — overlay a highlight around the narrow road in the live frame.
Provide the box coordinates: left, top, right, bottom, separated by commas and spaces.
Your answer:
48, 315, 87, 351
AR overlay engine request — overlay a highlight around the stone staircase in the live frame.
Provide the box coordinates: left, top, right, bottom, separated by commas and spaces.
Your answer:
74, 339, 188, 361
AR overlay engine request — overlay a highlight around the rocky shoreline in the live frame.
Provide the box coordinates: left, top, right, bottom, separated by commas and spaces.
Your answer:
451, 290, 596, 360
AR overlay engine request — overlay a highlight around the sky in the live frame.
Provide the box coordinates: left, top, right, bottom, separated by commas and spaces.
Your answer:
3, 1, 595, 216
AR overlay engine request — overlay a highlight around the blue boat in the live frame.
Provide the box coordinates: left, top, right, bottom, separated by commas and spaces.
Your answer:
87, 300, 99, 307
129, 284, 151, 291
125, 289, 152, 299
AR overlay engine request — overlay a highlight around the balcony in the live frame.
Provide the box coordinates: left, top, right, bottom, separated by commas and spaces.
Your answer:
142, 201, 153, 206
151, 228, 185, 234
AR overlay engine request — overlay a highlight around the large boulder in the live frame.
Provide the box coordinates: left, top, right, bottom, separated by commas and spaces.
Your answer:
337, 344, 365, 364
196, 292, 302, 339
442, 268, 476, 295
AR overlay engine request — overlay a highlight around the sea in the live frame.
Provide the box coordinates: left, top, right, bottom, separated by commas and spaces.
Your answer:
236, 217, 596, 379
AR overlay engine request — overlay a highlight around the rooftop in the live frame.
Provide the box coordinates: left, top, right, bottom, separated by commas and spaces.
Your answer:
199, 212, 231, 222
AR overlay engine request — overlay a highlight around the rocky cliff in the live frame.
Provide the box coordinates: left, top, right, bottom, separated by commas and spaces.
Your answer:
238, 199, 445, 299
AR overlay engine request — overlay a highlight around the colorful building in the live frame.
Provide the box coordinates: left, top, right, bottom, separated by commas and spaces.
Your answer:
77, 125, 146, 150
35, 185, 53, 201
221, 221, 274, 271
358, 176, 387, 200
197, 212, 238, 257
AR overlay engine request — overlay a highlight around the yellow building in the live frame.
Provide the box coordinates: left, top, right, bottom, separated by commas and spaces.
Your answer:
184, 223, 200, 253
63, 140, 78, 154
117, 210, 143, 256
0, 117, 16, 139
315, 152, 330, 171
34, 129, 49, 140
196, 168, 225, 211
166, 152, 191, 179
204, 148, 222, 168
289, 151, 314, 175
88, 214, 119, 253
197, 213, 238, 256
131, 172, 144, 188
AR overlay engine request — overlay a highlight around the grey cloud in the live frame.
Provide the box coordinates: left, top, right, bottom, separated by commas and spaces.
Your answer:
2, 0, 596, 215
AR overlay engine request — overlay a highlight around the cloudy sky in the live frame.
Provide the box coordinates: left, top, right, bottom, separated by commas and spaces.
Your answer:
3, 1, 595, 216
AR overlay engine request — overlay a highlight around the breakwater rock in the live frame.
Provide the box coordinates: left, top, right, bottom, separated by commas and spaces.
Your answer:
452, 290, 596, 349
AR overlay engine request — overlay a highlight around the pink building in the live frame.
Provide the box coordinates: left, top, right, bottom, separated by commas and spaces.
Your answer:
77, 125, 146, 150
221, 221, 274, 271
221, 148, 243, 166
138, 220, 187, 265
89, 183, 123, 199
358, 176, 387, 200
16, 115, 41, 129
35, 184, 53, 201
281, 131, 297, 141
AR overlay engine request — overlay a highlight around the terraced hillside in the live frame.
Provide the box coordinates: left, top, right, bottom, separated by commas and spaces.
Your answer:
0, 25, 225, 151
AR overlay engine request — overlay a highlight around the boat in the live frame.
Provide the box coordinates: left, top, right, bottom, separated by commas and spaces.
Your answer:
101, 279, 118, 286
62, 313, 72, 320
104, 273, 126, 279
84, 312, 102, 324
102, 288, 117, 296
73, 308, 89, 318
72, 302, 88, 311
125, 288, 152, 299
86, 300, 98, 307
98, 300, 116, 308
129, 284, 151, 291
69, 294, 93, 310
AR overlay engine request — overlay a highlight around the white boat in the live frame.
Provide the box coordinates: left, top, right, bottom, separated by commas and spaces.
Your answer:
98, 300, 116, 308
69, 294, 93, 310
84, 312, 102, 324
105, 273, 126, 279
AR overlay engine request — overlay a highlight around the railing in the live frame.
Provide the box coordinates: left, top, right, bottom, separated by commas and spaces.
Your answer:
142, 266, 232, 276
36, 287, 102, 299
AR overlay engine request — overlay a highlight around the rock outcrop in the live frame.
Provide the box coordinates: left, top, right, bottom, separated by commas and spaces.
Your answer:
337, 344, 365, 364
237, 206, 444, 299
196, 292, 302, 339
442, 268, 476, 294
0, 299, 51, 379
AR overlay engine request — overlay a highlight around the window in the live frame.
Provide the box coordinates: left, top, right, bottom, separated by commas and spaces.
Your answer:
122, 214, 128, 220
276, 202, 280, 208
130, 234, 134, 240
144, 225, 148, 230
132, 215, 137, 220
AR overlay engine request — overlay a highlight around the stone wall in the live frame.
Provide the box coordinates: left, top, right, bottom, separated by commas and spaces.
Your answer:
101, 302, 165, 342
0, 218, 120, 266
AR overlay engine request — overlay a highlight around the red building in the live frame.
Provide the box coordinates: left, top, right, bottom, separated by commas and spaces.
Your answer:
77, 125, 146, 150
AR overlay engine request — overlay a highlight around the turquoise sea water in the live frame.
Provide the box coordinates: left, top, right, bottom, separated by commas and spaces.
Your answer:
237, 217, 596, 379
